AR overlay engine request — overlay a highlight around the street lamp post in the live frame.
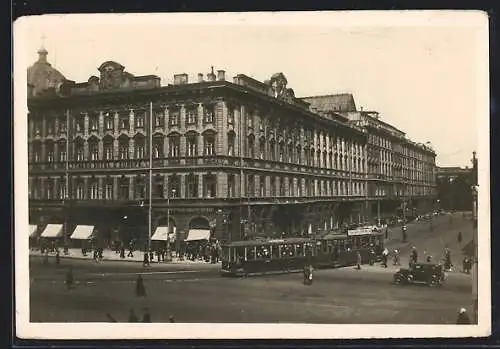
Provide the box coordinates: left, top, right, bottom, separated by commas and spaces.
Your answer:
166, 188, 176, 261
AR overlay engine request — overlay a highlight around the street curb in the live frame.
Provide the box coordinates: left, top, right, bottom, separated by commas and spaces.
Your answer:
29, 254, 221, 267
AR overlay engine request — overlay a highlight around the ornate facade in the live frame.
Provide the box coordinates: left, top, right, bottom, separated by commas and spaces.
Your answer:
27, 51, 436, 246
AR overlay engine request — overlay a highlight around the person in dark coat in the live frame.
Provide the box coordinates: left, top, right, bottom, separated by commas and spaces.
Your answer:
55, 250, 61, 266
65, 267, 74, 290
128, 308, 139, 322
303, 265, 309, 285
426, 255, 432, 263
135, 274, 146, 297
120, 246, 125, 259
458, 231, 463, 245
456, 308, 471, 324
142, 307, 151, 323
143, 252, 150, 267
149, 250, 154, 264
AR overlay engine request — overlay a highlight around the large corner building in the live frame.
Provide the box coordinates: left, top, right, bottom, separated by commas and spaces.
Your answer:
27, 48, 437, 246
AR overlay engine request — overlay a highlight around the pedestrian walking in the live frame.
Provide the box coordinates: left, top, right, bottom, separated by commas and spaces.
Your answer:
303, 265, 309, 285
149, 250, 154, 264
381, 248, 389, 268
156, 250, 161, 263
135, 274, 146, 297
392, 249, 400, 266
308, 264, 314, 285
65, 267, 74, 290
356, 251, 362, 270
142, 307, 151, 322
456, 308, 471, 324
458, 231, 463, 245
55, 250, 61, 266
120, 247, 125, 259
426, 255, 432, 263
128, 308, 139, 322
143, 251, 150, 267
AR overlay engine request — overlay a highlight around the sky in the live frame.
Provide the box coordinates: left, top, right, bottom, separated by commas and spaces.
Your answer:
15, 11, 488, 167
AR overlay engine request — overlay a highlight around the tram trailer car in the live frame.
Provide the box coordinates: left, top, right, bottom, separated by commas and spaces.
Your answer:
220, 238, 315, 277
220, 230, 384, 276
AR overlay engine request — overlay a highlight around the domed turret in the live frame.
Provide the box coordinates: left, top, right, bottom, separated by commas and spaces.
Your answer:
27, 47, 67, 97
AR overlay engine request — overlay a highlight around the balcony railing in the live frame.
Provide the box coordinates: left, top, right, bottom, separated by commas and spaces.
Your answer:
29, 155, 370, 180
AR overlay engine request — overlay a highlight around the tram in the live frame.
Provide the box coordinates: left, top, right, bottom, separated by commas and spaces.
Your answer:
220, 237, 315, 276
220, 227, 384, 276
314, 228, 384, 268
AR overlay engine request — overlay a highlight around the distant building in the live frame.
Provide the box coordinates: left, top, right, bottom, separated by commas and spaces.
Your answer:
436, 166, 474, 211
27, 48, 437, 247
302, 95, 437, 219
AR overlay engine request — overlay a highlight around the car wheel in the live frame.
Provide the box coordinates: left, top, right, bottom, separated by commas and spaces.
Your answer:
427, 279, 437, 287
394, 277, 401, 285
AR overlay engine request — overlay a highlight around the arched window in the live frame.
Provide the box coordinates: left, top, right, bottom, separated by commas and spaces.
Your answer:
259, 138, 265, 160
168, 134, 180, 157
117, 136, 129, 160
269, 140, 276, 161
134, 135, 145, 159
153, 135, 164, 158
203, 132, 216, 156
46, 141, 55, 162
75, 138, 85, 161
88, 137, 99, 161
58, 139, 67, 162
185, 132, 198, 157
103, 136, 114, 160
247, 135, 255, 158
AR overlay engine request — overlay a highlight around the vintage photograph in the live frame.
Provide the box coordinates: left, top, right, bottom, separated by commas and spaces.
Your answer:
14, 11, 490, 339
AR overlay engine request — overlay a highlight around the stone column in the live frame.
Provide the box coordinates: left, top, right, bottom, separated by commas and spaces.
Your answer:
129, 138, 135, 159
129, 110, 135, 134
180, 174, 186, 198
113, 177, 119, 200
128, 176, 134, 200
198, 173, 204, 198
83, 177, 89, 200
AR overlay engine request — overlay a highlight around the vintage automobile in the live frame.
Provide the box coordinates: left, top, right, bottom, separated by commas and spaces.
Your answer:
393, 263, 445, 287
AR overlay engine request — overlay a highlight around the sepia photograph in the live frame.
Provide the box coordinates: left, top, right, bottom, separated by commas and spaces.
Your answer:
14, 11, 490, 339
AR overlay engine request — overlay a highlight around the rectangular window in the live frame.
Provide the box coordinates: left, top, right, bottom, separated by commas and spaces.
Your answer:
120, 115, 129, 130
135, 143, 145, 159
135, 113, 145, 128
186, 175, 198, 198
169, 138, 180, 157
247, 113, 253, 129
259, 176, 266, 197
186, 137, 197, 157
76, 182, 84, 200
89, 181, 99, 199
105, 115, 114, 130
227, 108, 235, 125
104, 144, 113, 160
155, 111, 164, 127
89, 143, 99, 161
76, 146, 84, 161
46, 146, 54, 162
58, 118, 67, 133
204, 137, 215, 156
169, 110, 180, 126
270, 177, 276, 196
76, 117, 85, 133
203, 105, 214, 124
228, 174, 235, 197
186, 107, 197, 125
259, 140, 265, 160
59, 180, 67, 200
119, 180, 129, 199
47, 120, 54, 135
89, 116, 99, 131
105, 181, 113, 200
45, 180, 54, 199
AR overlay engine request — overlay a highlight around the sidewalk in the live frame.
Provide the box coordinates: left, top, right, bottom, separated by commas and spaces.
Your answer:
29, 248, 220, 266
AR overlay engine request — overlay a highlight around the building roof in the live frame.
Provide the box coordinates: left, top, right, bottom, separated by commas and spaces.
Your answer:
299, 93, 357, 113
27, 47, 67, 97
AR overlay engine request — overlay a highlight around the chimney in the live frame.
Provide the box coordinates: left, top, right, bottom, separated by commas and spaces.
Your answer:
207, 66, 216, 82
360, 106, 363, 111
217, 70, 226, 81
197, 73, 204, 83
173, 73, 188, 85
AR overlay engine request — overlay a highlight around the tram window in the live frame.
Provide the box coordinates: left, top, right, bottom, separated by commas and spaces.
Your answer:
296, 244, 304, 257
222, 247, 229, 261
305, 243, 313, 257
256, 245, 270, 259
271, 245, 280, 259
246, 246, 256, 260
236, 247, 246, 261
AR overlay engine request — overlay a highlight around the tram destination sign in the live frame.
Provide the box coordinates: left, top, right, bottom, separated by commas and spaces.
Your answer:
347, 227, 375, 236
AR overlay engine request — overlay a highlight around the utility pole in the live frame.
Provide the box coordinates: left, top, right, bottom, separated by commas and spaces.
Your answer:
471, 151, 478, 323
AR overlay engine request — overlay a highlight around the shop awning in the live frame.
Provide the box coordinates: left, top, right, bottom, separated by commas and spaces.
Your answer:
185, 229, 210, 242
40, 224, 63, 238
70, 225, 95, 240
152, 226, 168, 241
29, 225, 38, 237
